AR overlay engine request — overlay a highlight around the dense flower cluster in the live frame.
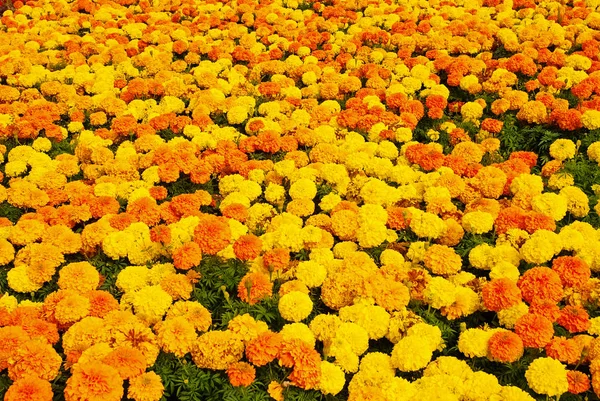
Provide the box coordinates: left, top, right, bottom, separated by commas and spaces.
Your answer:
0, 0, 600, 399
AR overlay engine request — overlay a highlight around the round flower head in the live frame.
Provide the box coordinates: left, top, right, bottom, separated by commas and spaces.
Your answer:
391, 335, 433, 372
515, 313, 554, 348
482, 278, 522, 312
227, 361, 256, 387
278, 291, 313, 322
58, 262, 100, 293
423, 244, 462, 276
128, 371, 164, 401
319, 361, 345, 395
549, 139, 576, 161
525, 357, 568, 397
487, 330, 524, 363
65, 363, 123, 401
5, 376, 53, 401
7, 338, 62, 381
238, 272, 273, 305
462, 211, 494, 234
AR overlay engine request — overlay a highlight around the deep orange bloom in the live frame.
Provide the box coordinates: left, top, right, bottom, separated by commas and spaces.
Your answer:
193, 215, 231, 255
518, 267, 563, 304
482, 278, 522, 312
0, 326, 31, 370
552, 256, 591, 289
233, 234, 262, 261
237, 272, 273, 305
172, 242, 202, 270
557, 305, 591, 333
245, 331, 283, 366
5, 376, 53, 401
150, 225, 171, 245
567, 371, 590, 394
386, 206, 412, 230
529, 299, 561, 323
487, 331, 524, 363
546, 337, 583, 365
126, 197, 161, 227
222, 203, 248, 222
515, 313, 554, 348
226, 362, 256, 387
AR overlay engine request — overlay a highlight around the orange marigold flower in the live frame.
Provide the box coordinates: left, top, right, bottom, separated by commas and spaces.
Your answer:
386, 206, 412, 230
87, 290, 120, 318
518, 266, 563, 304
237, 272, 273, 305
65, 363, 123, 401
89, 196, 120, 219
514, 313, 554, 348
546, 337, 583, 365
128, 371, 164, 401
482, 278, 522, 312
509, 151, 538, 168
5, 376, 53, 401
262, 248, 290, 273
102, 346, 146, 380
7, 338, 62, 381
21, 319, 59, 345
487, 330, 524, 363
193, 215, 231, 255
233, 234, 262, 261
172, 242, 202, 270
529, 299, 561, 323
150, 225, 171, 245
222, 203, 248, 222
149, 186, 168, 200
0, 326, 30, 370
567, 371, 590, 394
246, 331, 283, 366
227, 361, 256, 387
127, 197, 161, 227
557, 305, 591, 333
552, 256, 591, 289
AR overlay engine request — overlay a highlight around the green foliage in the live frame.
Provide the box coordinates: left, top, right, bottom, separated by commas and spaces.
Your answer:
499, 113, 562, 161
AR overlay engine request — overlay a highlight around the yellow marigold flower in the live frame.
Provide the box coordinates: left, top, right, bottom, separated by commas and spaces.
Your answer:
424, 277, 457, 309
531, 192, 568, 221
462, 211, 494, 234
0, 239, 15, 266
7, 265, 43, 293
309, 314, 342, 342
463, 371, 501, 401
192, 331, 244, 370
549, 139, 577, 161
407, 323, 444, 352
333, 322, 369, 356
130, 286, 173, 325
410, 211, 447, 239
497, 302, 529, 329
319, 361, 345, 395
525, 357, 568, 397
278, 291, 313, 322
458, 328, 496, 358
559, 186, 590, 217
128, 372, 164, 401
339, 302, 390, 340
156, 316, 196, 357
587, 141, 600, 163
58, 262, 99, 293
295, 260, 327, 288
280, 323, 315, 347
391, 335, 433, 372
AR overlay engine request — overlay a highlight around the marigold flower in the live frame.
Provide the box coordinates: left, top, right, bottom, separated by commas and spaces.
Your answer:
482, 278, 522, 312
487, 330, 523, 363
172, 242, 202, 270
102, 346, 146, 380
525, 357, 568, 397
557, 305, 591, 333
518, 267, 563, 304
567, 371, 590, 394
65, 363, 123, 401
128, 371, 164, 401
515, 313, 554, 348
227, 361, 256, 387
237, 272, 273, 305
7, 338, 62, 381
5, 376, 53, 401
193, 215, 231, 255
233, 234, 262, 261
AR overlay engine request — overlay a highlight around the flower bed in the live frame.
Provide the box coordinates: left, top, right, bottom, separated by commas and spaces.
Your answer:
0, 0, 600, 400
